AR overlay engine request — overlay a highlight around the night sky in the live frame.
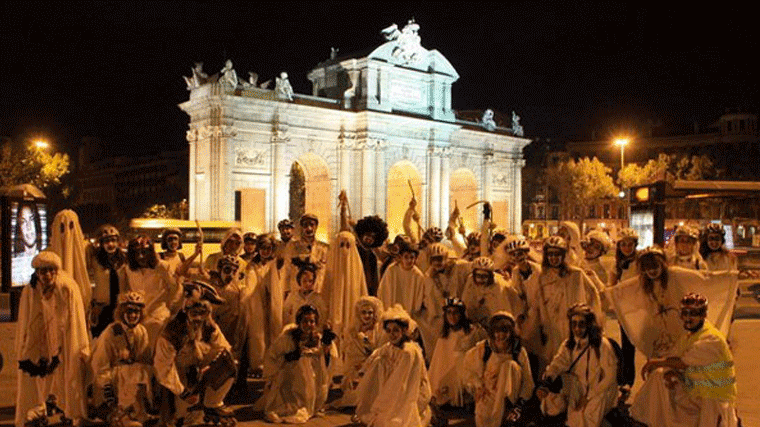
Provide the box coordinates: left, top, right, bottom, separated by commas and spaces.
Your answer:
1, 2, 757, 158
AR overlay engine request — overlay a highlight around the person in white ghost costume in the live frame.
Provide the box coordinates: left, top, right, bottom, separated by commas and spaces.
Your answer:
282, 263, 328, 327
608, 227, 639, 388
606, 246, 738, 360
281, 214, 329, 294
90, 291, 152, 427
580, 230, 613, 292
15, 251, 90, 427
461, 256, 521, 329
533, 236, 602, 374
699, 223, 738, 272
335, 296, 385, 408
504, 238, 543, 366
323, 231, 368, 337
668, 225, 708, 271
557, 221, 582, 268
241, 233, 283, 375
261, 304, 333, 424
377, 237, 426, 319
354, 304, 432, 427
536, 303, 619, 427
119, 235, 179, 350
463, 311, 534, 427
49, 209, 91, 315
630, 293, 739, 427
428, 298, 482, 407
204, 228, 248, 274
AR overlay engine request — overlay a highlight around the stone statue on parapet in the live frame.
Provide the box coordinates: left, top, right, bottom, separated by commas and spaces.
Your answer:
241, 71, 258, 89
382, 18, 424, 65
481, 109, 497, 131
330, 47, 339, 60
259, 79, 272, 89
275, 72, 294, 101
511, 111, 524, 136
183, 62, 209, 90
220, 60, 238, 88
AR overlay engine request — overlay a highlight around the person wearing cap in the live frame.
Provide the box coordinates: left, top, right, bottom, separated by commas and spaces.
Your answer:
119, 235, 179, 350
275, 218, 295, 261
89, 224, 127, 337
355, 304, 432, 427
534, 236, 601, 374
461, 256, 521, 329
377, 236, 426, 324
240, 232, 257, 263
154, 280, 237, 427
335, 296, 385, 408
609, 228, 639, 287
282, 263, 328, 327
160, 228, 202, 282
536, 303, 619, 427
281, 213, 329, 295
15, 251, 90, 427
699, 223, 738, 272
203, 228, 248, 275
462, 312, 534, 427
428, 298, 482, 408
580, 230, 613, 288
241, 233, 284, 377
630, 293, 739, 427
262, 304, 333, 423
668, 225, 708, 271
208, 255, 245, 352
90, 291, 152, 427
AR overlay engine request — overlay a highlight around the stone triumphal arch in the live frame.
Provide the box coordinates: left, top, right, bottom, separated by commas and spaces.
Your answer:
180, 20, 530, 238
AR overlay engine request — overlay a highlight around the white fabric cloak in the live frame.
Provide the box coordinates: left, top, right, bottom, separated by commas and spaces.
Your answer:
242, 259, 284, 369
428, 327, 481, 406
605, 266, 738, 358
355, 341, 432, 427
377, 262, 426, 316
15, 271, 90, 427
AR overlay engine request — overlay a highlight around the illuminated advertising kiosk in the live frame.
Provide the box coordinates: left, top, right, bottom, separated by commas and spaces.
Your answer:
1, 184, 48, 320
628, 181, 665, 249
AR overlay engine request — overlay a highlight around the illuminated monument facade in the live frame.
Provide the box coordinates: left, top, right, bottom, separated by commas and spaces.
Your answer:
180, 21, 530, 239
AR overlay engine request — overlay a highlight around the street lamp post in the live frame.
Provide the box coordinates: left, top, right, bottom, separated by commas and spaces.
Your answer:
614, 138, 628, 171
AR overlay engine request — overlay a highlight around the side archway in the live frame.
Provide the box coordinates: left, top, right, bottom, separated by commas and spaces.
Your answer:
290, 152, 332, 241
450, 168, 479, 234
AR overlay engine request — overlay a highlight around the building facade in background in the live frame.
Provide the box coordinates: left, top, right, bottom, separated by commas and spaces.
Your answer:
179, 21, 530, 240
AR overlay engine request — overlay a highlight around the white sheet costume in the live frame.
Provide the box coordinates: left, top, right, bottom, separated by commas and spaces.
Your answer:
630, 320, 738, 427
461, 275, 521, 327
119, 259, 177, 349
704, 251, 737, 272
323, 231, 368, 336
261, 324, 330, 423
15, 255, 90, 427
204, 228, 248, 274
281, 238, 329, 294
541, 339, 619, 427
606, 267, 738, 358
377, 261, 426, 316
533, 267, 602, 366
428, 326, 481, 406
355, 313, 432, 427
242, 257, 283, 370
338, 297, 385, 407
463, 340, 534, 427
50, 209, 91, 311
282, 290, 328, 327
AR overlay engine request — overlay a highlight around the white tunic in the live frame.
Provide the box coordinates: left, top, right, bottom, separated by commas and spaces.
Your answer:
461, 275, 521, 327
377, 262, 426, 315
428, 327, 481, 406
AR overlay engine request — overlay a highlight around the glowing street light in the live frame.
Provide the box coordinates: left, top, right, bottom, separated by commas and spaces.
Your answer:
614, 138, 629, 171
33, 139, 50, 150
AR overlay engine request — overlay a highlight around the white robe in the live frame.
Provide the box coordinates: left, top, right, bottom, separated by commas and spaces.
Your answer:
355, 341, 432, 427
242, 259, 283, 369
15, 272, 90, 427
323, 232, 368, 336
534, 266, 602, 365
463, 340, 534, 427
705, 251, 737, 272
606, 267, 738, 358
428, 327, 481, 406
541, 339, 619, 427
282, 291, 328, 327
281, 238, 329, 293
377, 262, 426, 316
461, 274, 521, 327
261, 325, 330, 424
338, 324, 384, 407
119, 260, 177, 349
511, 262, 542, 355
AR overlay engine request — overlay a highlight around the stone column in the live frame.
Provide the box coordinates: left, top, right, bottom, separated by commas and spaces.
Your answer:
513, 158, 525, 232
271, 124, 290, 229
428, 147, 441, 228
439, 147, 451, 228
482, 151, 494, 208
360, 138, 378, 217
186, 129, 197, 220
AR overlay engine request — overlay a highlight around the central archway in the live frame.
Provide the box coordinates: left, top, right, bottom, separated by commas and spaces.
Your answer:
386, 160, 422, 239
289, 153, 331, 242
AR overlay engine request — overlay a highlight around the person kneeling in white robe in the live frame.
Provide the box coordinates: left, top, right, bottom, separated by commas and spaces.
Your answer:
262, 304, 334, 424
536, 303, 619, 427
463, 311, 534, 427
355, 304, 432, 427
631, 293, 739, 427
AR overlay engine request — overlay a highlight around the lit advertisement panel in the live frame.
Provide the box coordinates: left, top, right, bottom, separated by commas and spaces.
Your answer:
630, 210, 654, 250
9, 201, 48, 287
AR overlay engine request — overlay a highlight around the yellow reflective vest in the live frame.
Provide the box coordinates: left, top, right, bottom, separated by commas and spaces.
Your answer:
676, 320, 737, 402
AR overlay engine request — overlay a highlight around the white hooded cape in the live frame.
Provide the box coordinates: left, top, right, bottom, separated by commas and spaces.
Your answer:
323, 231, 368, 336
606, 266, 738, 358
